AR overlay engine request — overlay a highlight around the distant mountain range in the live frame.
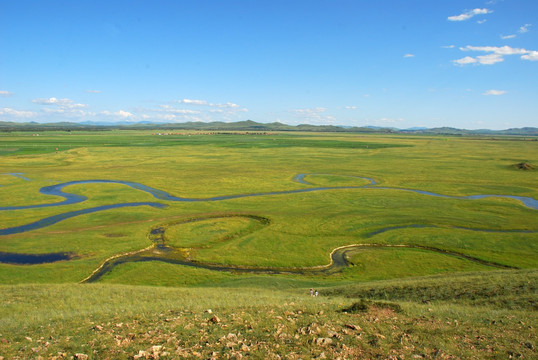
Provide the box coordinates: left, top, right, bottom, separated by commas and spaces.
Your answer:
0, 120, 537, 136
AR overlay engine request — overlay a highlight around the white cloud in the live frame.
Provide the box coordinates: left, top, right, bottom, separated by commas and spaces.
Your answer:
145, 100, 248, 123
159, 105, 200, 114
476, 19, 487, 24
462, 45, 527, 55
403, 53, 415, 58
178, 99, 241, 109
453, 56, 478, 65
214, 102, 240, 108
442, 45, 455, 49
101, 110, 133, 118
345, 106, 358, 110
180, 99, 208, 105
454, 45, 538, 65
373, 117, 404, 126
519, 24, 532, 33
448, 8, 492, 22
85, 90, 102, 93
0, 90, 14, 97
291, 107, 336, 124
293, 107, 327, 115
500, 24, 532, 40
483, 89, 507, 96
476, 53, 504, 65
32, 97, 88, 109
116, 110, 133, 118
0, 107, 36, 118
521, 51, 538, 61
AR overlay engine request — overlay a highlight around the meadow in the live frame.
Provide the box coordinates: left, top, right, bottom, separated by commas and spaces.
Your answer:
0, 130, 536, 358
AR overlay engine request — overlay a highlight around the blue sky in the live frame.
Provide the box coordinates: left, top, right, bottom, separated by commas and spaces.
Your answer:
1, 0, 537, 129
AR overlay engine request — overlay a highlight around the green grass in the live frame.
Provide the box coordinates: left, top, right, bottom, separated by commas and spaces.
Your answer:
0, 270, 535, 359
1, 131, 536, 284
324, 268, 538, 310
0, 131, 407, 156
0, 130, 537, 357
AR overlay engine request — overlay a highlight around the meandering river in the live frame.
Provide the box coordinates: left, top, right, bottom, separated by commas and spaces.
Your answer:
1, 173, 536, 272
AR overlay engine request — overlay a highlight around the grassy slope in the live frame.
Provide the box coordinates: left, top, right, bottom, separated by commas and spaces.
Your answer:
0, 131, 536, 357
0, 270, 535, 359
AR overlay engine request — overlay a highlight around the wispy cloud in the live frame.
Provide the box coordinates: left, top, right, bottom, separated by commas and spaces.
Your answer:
291, 107, 337, 124
448, 8, 492, 22
136, 99, 249, 123
85, 90, 102, 94
101, 110, 133, 118
403, 53, 415, 58
483, 89, 507, 96
292, 107, 327, 116
178, 98, 241, 109
463, 46, 528, 55
442, 45, 455, 49
32, 97, 88, 109
500, 24, 532, 40
213, 102, 240, 109
519, 24, 532, 33
0, 107, 36, 118
453, 45, 538, 65
372, 117, 404, 126
345, 106, 358, 110
453, 56, 479, 65
0, 90, 14, 97
180, 99, 208, 106
159, 105, 200, 115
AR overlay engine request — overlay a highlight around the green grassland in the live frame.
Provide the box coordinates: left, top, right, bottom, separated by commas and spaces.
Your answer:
0, 130, 537, 358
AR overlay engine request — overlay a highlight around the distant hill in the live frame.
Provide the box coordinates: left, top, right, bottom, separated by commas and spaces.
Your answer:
0, 120, 537, 136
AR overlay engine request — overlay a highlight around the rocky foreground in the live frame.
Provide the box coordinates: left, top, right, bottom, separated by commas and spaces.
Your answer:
1, 299, 534, 359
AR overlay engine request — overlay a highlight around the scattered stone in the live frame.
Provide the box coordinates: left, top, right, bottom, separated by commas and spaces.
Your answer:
209, 315, 221, 323
327, 331, 340, 338
344, 324, 361, 331
205, 309, 213, 314
73, 354, 88, 360
133, 350, 149, 359
314, 337, 333, 346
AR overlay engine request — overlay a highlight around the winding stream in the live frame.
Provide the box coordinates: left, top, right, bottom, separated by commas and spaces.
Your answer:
81, 214, 517, 283
1, 173, 536, 275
